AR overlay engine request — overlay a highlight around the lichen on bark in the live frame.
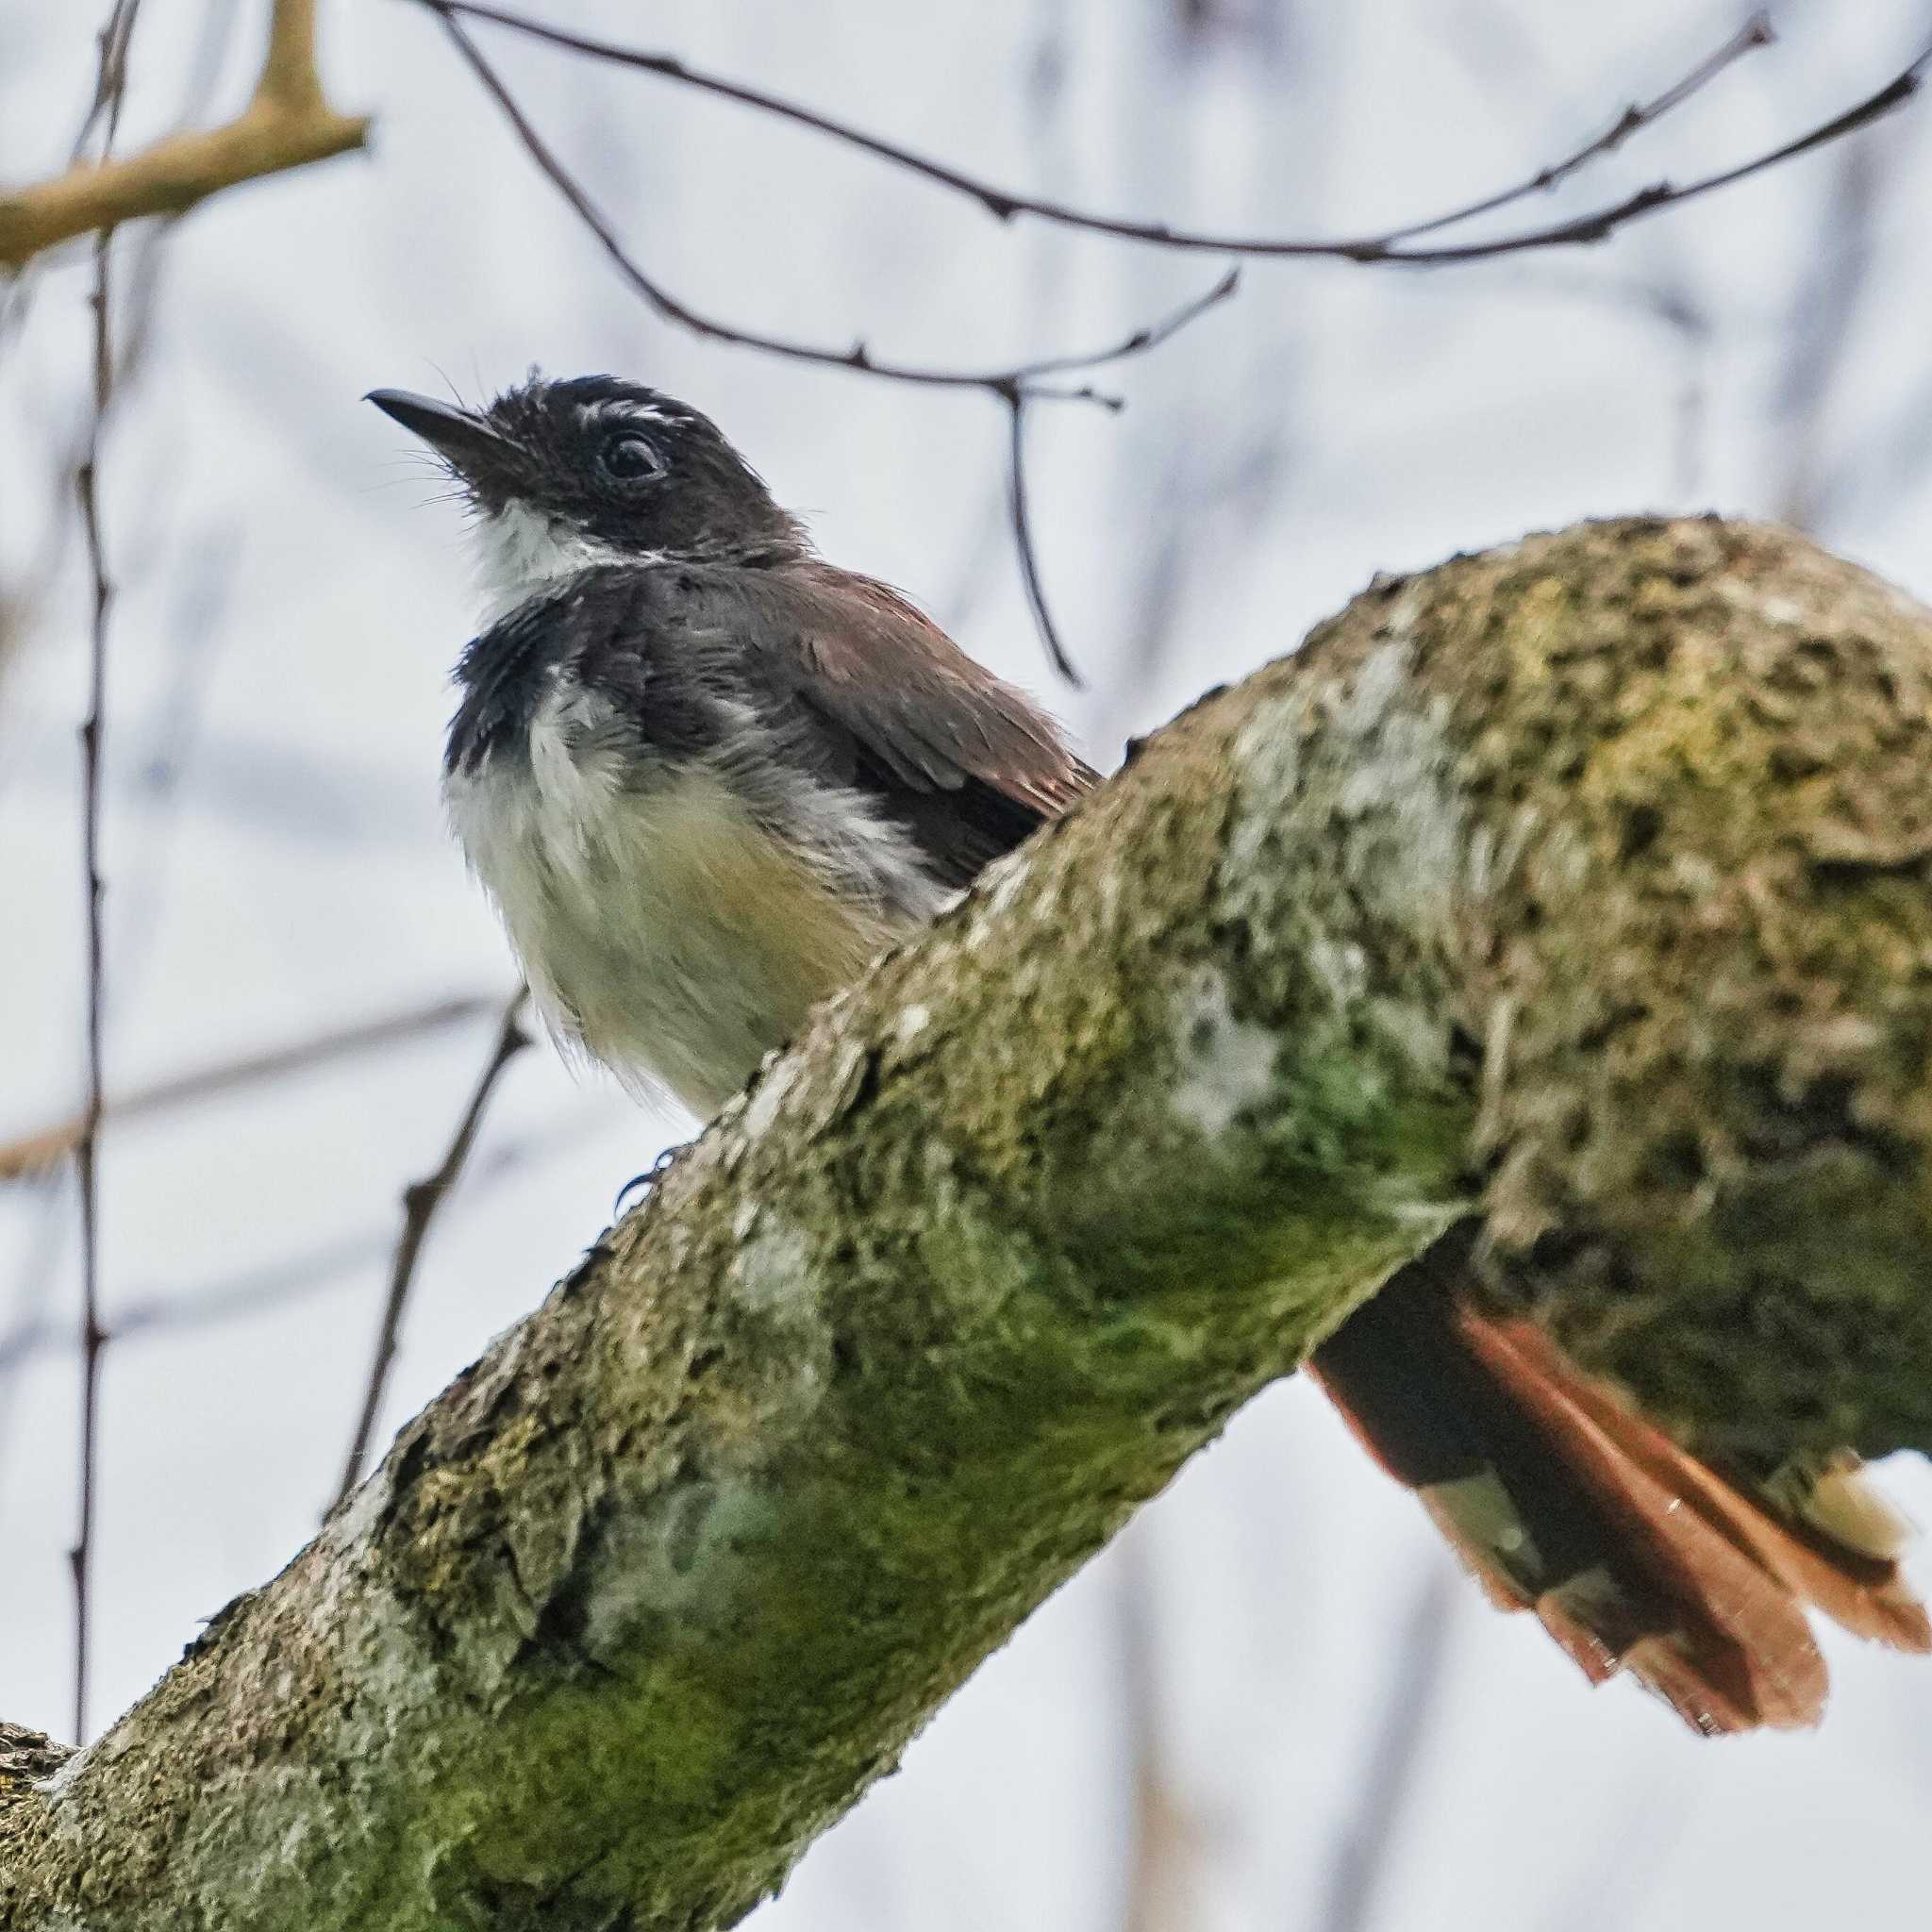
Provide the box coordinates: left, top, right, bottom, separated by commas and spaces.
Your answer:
1357, 518, 1932, 1462
6, 517, 1931, 1930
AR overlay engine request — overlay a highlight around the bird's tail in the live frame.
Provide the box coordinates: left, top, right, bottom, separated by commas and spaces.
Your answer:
1307, 1241, 1930, 1735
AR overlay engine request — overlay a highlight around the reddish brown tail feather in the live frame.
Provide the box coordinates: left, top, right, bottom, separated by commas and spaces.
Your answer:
1308, 1243, 1929, 1735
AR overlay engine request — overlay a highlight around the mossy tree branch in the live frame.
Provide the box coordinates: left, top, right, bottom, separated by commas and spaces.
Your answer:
0, 0, 366, 271
6, 518, 1932, 1929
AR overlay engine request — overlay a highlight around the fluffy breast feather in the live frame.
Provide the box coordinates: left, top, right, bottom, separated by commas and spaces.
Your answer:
444, 673, 934, 1117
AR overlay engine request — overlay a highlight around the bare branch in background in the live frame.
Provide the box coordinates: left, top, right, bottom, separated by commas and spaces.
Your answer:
1373, 11, 1773, 247
1, 1236, 383, 1377
419, 0, 1926, 687
66, 0, 147, 1752
1774, 140, 1885, 533
431, 9, 1237, 681
1116, 1533, 1210, 1932
422, 2, 1924, 266
987, 270, 1236, 685
1, 0, 216, 723
0, 224, 173, 735
0, 0, 237, 354
431, 11, 1235, 403
0, 1095, 615, 1382
0, 0, 367, 271
332, 991, 531, 1509
67, 0, 148, 166
1648, 279, 1715, 507
69, 425, 109, 1752
999, 390, 1080, 683
0, 992, 501, 1182
1314, 1566, 1458, 1932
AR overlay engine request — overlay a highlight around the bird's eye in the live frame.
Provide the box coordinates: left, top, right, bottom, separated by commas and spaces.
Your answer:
599, 432, 664, 485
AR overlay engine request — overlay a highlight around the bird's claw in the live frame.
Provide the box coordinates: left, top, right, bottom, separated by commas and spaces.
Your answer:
612, 1143, 684, 1221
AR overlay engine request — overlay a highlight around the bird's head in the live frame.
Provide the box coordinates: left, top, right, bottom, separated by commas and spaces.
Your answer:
368, 374, 805, 607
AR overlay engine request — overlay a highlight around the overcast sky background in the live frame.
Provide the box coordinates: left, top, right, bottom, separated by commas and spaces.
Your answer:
6, 2, 1932, 1927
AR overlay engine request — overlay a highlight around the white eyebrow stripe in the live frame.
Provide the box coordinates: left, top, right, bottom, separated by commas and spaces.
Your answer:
578, 398, 677, 428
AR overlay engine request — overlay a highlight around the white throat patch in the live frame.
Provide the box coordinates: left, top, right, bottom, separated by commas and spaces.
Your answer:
470, 500, 635, 625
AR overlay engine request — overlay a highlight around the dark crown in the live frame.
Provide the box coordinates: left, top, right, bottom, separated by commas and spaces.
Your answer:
382, 374, 806, 565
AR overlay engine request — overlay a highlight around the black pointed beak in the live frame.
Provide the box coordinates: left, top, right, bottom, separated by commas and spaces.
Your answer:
365, 389, 507, 470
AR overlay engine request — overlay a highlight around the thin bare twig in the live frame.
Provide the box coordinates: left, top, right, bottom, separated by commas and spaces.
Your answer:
332, 991, 531, 1509
424, 3, 1923, 265
0, 1237, 381, 1376
1373, 11, 1774, 246
422, 0, 1760, 247
0, 0, 367, 270
990, 266, 1235, 685
1774, 141, 1885, 532
1315, 1566, 1458, 1932
431, 11, 1237, 683
0, 0, 241, 355
0, 1094, 614, 1382
71, 448, 108, 1749
0, 992, 500, 1182
71, 432, 109, 1746
433, 12, 1235, 403
420, 2, 1926, 691
67, 0, 149, 1752
1116, 1531, 1207, 1932
0, 220, 173, 738
68, 0, 146, 166
1000, 387, 1076, 685
1624, 276, 1714, 507
1386, 44, 1932, 267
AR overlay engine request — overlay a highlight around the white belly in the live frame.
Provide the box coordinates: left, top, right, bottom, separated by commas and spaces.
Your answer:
444, 685, 918, 1118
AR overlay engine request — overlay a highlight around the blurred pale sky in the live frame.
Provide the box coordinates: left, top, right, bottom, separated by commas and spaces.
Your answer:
5, 4, 1932, 1928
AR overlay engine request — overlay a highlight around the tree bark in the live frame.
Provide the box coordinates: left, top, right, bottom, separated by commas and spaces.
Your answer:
7, 516, 1932, 1930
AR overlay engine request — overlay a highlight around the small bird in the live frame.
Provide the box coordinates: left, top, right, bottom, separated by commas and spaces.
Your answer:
370, 376, 1090, 1119
372, 373, 1926, 1733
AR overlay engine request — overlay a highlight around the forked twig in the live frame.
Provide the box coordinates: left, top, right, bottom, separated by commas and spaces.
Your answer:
331, 991, 530, 1509
422, 4, 1923, 266
0, 0, 366, 270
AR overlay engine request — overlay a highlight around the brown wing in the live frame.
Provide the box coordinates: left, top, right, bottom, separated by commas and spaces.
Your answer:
749, 563, 1097, 887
